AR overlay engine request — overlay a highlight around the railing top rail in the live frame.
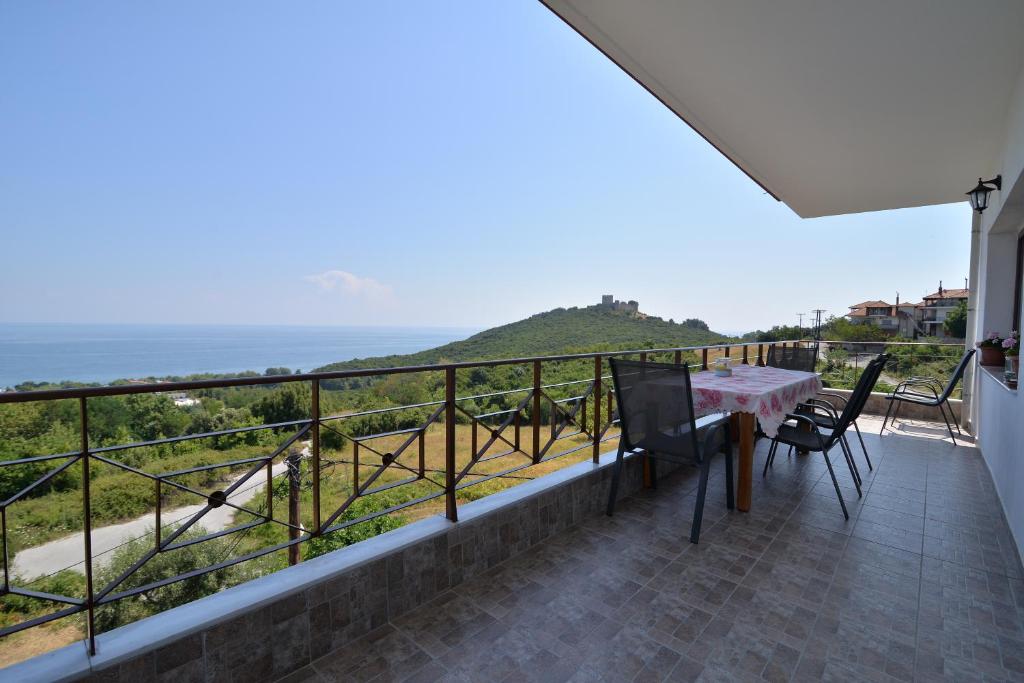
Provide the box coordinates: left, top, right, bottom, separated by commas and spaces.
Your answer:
819, 340, 964, 346
0, 338, 966, 404
0, 339, 785, 404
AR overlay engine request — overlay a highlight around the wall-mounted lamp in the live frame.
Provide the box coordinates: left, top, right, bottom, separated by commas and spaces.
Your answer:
966, 175, 1002, 213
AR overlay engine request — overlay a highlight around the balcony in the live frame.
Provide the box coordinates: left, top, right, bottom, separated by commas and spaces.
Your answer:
10, 416, 1019, 682
290, 418, 1021, 683
2, 341, 1016, 682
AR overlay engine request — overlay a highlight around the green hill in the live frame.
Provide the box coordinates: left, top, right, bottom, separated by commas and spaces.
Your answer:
317, 305, 731, 372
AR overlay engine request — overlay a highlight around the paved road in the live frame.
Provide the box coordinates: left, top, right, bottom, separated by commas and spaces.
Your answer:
11, 449, 304, 580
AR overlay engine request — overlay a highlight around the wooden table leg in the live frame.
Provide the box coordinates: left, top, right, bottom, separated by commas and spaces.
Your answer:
737, 412, 755, 512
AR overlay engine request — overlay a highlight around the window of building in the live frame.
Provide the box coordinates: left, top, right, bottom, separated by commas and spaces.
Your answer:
1014, 231, 1023, 334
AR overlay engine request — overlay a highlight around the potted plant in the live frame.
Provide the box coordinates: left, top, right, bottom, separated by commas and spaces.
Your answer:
977, 331, 1006, 366
1003, 331, 1019, 387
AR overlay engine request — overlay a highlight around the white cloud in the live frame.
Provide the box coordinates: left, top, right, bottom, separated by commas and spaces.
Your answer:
304, 270, 393, 301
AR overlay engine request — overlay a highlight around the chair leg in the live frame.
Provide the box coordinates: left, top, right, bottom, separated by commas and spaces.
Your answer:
839, 436, 862, 496
937, 402, 957, 444
606, 444, 626, 516
852, 420, 872, 471
890, 399, 905, 429
763, 438, 779, 477
881, 398, 896, 433
949, 401, 962, 435
723, 434, 735, 510
822, 447, 850, 520
690, 458, 712, 543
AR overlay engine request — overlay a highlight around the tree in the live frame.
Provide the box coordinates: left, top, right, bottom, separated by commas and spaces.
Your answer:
944, 300, 968, 339
94, 527, 238, 632
124, 394, 189, 441
251, 383, 311, 425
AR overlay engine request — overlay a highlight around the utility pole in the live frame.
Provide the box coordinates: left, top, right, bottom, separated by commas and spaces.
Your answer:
796, 313, 805, 336
811, 309, 826, 340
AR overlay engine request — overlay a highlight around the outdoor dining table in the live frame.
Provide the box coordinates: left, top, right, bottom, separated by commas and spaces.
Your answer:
687, 364, 823, 511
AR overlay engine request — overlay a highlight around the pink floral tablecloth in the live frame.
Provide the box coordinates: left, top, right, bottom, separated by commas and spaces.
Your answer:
688, 365, 822, 436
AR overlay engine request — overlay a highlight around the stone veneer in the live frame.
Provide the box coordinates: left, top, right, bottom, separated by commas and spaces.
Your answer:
8, 441, 687, 683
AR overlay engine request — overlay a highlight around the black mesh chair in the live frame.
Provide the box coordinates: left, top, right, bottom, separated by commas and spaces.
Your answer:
804, 353, 891, 473
765, 344, 818, 372
881, 348, 975, 443
607, 358, 733, 543
762, 357, 884, 519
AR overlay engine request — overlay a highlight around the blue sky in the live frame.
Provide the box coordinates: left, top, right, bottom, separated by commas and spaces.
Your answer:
0, 1, 971, 334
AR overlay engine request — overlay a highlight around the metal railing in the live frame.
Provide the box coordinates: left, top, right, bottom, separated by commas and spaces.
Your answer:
0, 337, 966, 655
815, 339, 967, 398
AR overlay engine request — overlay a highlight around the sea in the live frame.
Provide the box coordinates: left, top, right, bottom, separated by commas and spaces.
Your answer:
0, 323, 479, 388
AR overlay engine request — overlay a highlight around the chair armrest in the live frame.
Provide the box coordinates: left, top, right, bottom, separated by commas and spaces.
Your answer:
701, 420, 729, 458
795, 400, 838, 422
904, 377, 943, 389
802, 397, 839, 418
781, 413, 830, 450
816, 390, 849, 406
894, 382, 940, 400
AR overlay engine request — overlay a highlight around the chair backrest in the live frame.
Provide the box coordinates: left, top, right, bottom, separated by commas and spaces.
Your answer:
938, 348, 977, 401
848, 353, 889, 421
829, 355, 887, 444
608, 358, 701, 460
766, 344, 818, 372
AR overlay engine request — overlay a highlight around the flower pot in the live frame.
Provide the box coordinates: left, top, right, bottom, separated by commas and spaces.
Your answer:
980, 346, 1005, 366
1006, 355, 1020, 387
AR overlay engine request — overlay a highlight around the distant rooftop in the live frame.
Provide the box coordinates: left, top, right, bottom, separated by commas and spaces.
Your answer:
922, 287, 969, 300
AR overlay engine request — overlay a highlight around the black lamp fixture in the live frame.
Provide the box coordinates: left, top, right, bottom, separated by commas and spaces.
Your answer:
966, 175, 1002, 213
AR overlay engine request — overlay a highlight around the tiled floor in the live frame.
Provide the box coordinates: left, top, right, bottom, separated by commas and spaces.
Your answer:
280, 417, 1024, 682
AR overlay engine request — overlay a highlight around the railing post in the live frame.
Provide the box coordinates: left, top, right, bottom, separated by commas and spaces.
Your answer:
445, 366, 458, 522
311, 379, 321, 533
1, 508, 7, 594
724, 346, 730, 358
701, 348, 709, 371
674, 350, 682, 366
471, 419, 478, 460
550, 397, 556, 441
352, 441, 360, 492
592, 355, 601, 464
79, 397, 96, 656
287, 447, 302, 566
513, 411, 521, 452
742, 345, 749, 365
757, 343, 764, 366
154, 479, 162, 549
532, 360, 541, 461
418, 430, 426, 478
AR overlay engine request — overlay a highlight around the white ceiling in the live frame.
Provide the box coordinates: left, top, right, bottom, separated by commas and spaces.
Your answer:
542, 0, 1024, 218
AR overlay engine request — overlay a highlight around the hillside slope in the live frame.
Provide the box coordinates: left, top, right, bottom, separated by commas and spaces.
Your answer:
317, 306, 730, 371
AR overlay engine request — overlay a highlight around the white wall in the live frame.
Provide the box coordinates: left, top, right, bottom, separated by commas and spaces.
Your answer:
976, 371, 1024, 556
973, 58, 1024, 562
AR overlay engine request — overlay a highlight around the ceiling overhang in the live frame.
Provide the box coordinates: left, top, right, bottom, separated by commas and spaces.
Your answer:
541, 0, 1024, 218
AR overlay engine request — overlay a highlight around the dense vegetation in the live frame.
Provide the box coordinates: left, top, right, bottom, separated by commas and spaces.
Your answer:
317, 305, 727, 373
